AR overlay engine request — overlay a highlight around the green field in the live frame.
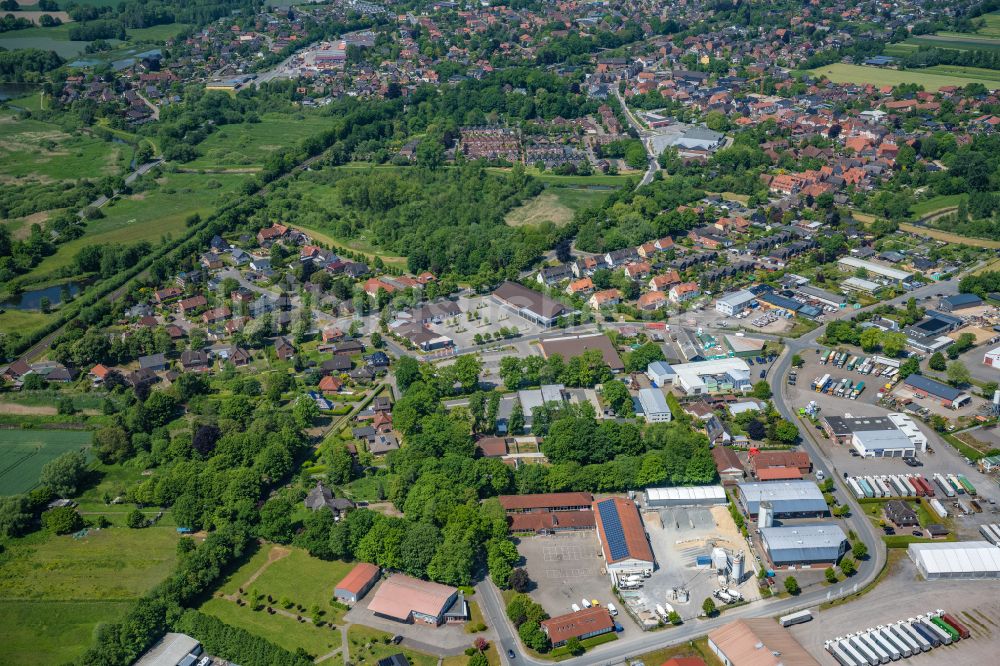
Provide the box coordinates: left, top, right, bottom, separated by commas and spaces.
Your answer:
0, 600, 132, 666
126, 23, 192, 42
0, 308, 57, 339
0, 429, 92, 495
200, 597, 343, 658
0, 115, 124, 182
809, 63, 997, 90
0, 525, 179, 665
910, 194, 965, 218
30, 171, 249, 277
506, 186, 611, 226
185, 114, 336, 170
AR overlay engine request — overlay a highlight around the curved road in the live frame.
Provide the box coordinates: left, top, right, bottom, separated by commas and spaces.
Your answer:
612, 86, 659, 188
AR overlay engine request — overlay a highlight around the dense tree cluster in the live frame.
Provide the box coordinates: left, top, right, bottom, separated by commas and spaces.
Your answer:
498, 350, 612, 391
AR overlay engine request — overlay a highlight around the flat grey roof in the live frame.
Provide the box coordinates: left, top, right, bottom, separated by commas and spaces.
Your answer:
762, 524, 847, 562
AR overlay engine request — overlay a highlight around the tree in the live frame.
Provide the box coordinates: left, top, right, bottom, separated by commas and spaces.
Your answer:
93, 426, 132, 464
396, 355, 421, 393
452, 354, 483, 393
0, 495, 32, 538
784, 576, 800, 595
859, 327, 882, 352
602, 380, 632, 417
946, 361, 971, 386
126, 508, 147, 528
745, 419, 766, 440
39, 450, 87, 497
667, 610, 682, 625
752, 381, 772, 400
518, 621, 550, 652
702, 597, 717, 616
899, 356, 920, 378
852, 540, 868, 560
56, 395, 75, 415
881, 332, 907, 358
42, 506, 83, 534
840, 556, 856, 576
293, 396, 320, 428
510, 568, 531, 593
772, 419, 799, 444
564, 637, 584, 656
929, 352, 947, 372
509, 402, 525, 435
468, 653, 490, 666
825, 567, 838, 584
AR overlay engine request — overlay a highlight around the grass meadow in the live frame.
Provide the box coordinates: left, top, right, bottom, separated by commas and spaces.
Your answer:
506, 187, 611, 227
185, 114, 337, 170
0, 429, 92, 495
808, 63, 1000, 90
0, 114, 124, 182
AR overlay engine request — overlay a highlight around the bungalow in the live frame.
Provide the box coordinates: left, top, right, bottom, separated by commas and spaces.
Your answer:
319, 375, 344, 394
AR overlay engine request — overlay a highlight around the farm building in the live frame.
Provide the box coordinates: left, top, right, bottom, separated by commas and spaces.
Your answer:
760, 524, 848, 568
335, 563, 381, 603
540, 607, 615, 648
909, 542, 1000, 580
736, 481, 827, 519
367, 575, 467, 625
645, 486, 727, 507
594, 497, 655, 576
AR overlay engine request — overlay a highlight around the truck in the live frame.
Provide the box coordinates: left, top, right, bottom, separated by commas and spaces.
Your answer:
877, 625, 911, 658
957, 474, 976, 496
858, 477, 874, 498
865, 476, 883, 498
947, 474, 965, 495
933, 473, 955, 498
851, 382, 865, 399
857, 632, 890, 664
908, 620, 941, 648
868, 628, 901, 662
918, 616, 952, 645
848, 477, 865, 499
979, 524, 1000, 545
886, 624, 918, 656
916, 475, 935, 497
821, 350, 831, 364
847, 634, 881, 665
930, 615, 960, 642
929, 498, 949, 518
607, 603, 618, 616
826, 640, 859, 666
890, 476, 909, 496
814, 373, 830, 392
835, 638, 868, 666
655, 604, 667, 619
940, 612, 971, 640
896, 622, 931, 652
780, 610, 813, 627
901, 475, 919, 496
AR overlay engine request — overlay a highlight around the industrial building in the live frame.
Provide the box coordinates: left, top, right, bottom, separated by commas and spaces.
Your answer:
823, 413, 927, 455
903, 374, 972, 409
647, 358, 752, 395
938, 293, 983, 312
500, 492, 595, 533
852, 429, 917, 458
909, 542, 1000, 580
736, 481, 828, 519
985, 345, 1000, 368
715, 289, 756, 316
645, 485, 727, 507
795, 284, 846, 309
837, 256, 914, 285
637, 387, 672, 422
334, 562, 381, 604
594, 497, 655, 576
134, 633, 203, 666
761, 524, 849, 568
708, 619, 820, 666
841, 276, 882, 294
367, 575, 467, 625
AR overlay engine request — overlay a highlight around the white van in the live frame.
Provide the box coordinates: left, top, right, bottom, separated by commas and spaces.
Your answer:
582, 598, 592, 608
571, 603, 581, 612
607, 603, 618, 616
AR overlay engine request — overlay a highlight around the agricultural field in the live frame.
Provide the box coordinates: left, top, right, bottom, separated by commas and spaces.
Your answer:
0, 114, 126, 182
505, 186, 610, 227
0, 526, 180, 665
0, 428, 92, 495
808, 63, 1000, 90
185, 113, 336, 170
125, 23, 193, 42
30, 171, 249, 278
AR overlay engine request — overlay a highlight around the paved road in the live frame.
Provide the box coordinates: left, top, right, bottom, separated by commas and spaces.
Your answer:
612, 86, 658, 188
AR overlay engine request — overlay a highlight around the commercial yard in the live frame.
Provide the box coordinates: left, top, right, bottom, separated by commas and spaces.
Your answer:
790, 553, 1000, 665
0, 428, 92, 495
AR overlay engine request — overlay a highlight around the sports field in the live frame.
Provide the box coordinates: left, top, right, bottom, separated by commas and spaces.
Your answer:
0, 429, 92, 495
808, 63, 999, 90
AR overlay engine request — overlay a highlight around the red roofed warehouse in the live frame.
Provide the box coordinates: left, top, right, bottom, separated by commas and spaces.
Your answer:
367, 574, 468, 625
540, 606, 615, 647
594, 497, 655, 576
335, 562, 381, 604
499, 492, 594, 514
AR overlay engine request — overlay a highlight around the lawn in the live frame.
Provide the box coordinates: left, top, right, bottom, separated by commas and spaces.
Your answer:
0, 428, 92, 495
199, 597, 342, 658
808, 63, 997, 90
185, 113, 336, 170
505, 187, 610, 227
910, 194, 965, 218
347, 624, 439, 666
291, 220, 410, 270
486, 166, 634, 187
0, 308, 57, 339
0, 599, 132, 666
906, 34, 1000, 52
30, 171, 249, 277
631, 637, 723, 666
0, 525, 180, 601
127, 23, 192, 42
0, 114, 124, 181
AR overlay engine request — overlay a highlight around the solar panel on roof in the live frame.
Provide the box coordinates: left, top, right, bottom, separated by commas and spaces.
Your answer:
597, 500, 630, 561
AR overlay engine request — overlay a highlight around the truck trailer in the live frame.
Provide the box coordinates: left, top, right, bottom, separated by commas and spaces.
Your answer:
940, 612, 971, 639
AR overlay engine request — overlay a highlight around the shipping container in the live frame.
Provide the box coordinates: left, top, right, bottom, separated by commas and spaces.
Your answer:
877, 625, 911, 658
858, 478, 875, 498
848, 477, 865, 499
857, 632, 890, 664
917, 475, 935, 497
947, 474, 964, 495
957, 474, 976, 496
921, 617, 953, 644
865, 476, 883, 498
848, 635, 881, 665
940, 612, 971, 640
978, 524, 1000, 545
837, 638, 870, 666
869, 628, 902, 661
780, 610, 813, 627
909, 620, 941, 648
900, 475, 919, 497
929, 498, 949, 519
890, 476, 909, 496
931, 616, 959, 642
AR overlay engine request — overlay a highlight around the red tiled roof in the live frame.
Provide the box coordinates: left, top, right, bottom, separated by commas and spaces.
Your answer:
508, 510, 595, 532
499, 492, 594, 512
368, 574, 456, 621
336, 562, 380, 595
476, 436, 508, 457
541, 606, 614, 645
756, 467, 802, 481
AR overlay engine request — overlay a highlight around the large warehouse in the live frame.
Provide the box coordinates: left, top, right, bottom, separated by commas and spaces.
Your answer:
647, 358, 752, 395
736, 481, 828, 519
646, 486, 726, 507
761, 524, 849, 568
367, 575, 467, 625
594, 497, 655, 576
908, 541, 1000, 580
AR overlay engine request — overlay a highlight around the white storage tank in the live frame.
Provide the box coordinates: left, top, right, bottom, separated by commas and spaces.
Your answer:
712, 547, 729, 571
730, 551, 745, 584
758, 501, 774, 528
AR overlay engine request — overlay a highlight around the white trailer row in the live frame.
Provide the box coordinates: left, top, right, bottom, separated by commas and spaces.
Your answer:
846, 474, 922, 499
979, 523, 1000, 546
825, 611, 964, 666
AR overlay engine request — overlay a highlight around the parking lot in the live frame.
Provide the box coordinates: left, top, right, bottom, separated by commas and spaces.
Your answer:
786, 349, 887, 410
516, 531, 626, 622
639, 505, 760, 622
789, 553, 1000, 666
423, 294, 550, 351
